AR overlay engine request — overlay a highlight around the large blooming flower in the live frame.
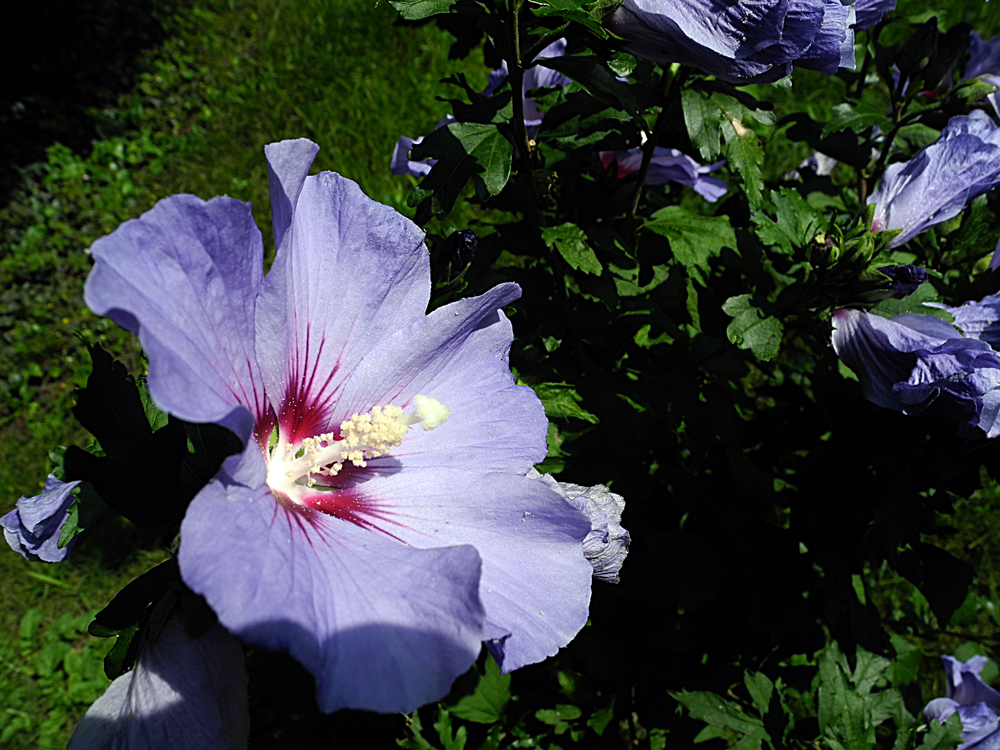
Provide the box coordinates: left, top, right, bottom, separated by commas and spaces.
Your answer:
831, 307, 1000, 437
84, 138, 593, 713
605, 0, 856, 83
924, 655, 1000, 750
868, 111, 1000, 249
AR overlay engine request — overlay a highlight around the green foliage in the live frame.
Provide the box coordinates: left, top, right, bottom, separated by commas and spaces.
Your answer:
450, 656, 511, 724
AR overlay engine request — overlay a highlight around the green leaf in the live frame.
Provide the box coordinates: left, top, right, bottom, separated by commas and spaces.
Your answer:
670, 690, 769, 741
721, 119, 764, 209
744, 672, 773, 717
889, 634, 923, 687
542, 223, 602, 275
586, 699, 615, 736
57, 481, 113, 549
645, 206, 735, 285
537, 55, 646, 128
434, 707, 468, 750
917, 714, 963, 750
822, 100, 891, 137
722, 295, 783, 361
869, 282, 953, 322
751, 188, 824, 255
530, 382, 599, 424
449, 656, 511, 724
681, 89, 723, 161
389, 0, 456, 20
137, 378, 168, 431
531, 0, 610, 38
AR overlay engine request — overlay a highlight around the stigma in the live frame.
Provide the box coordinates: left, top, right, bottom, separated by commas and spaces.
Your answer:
265, 396, 450, 497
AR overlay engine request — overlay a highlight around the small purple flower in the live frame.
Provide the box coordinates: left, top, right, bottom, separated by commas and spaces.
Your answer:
852, 0, 896, 31
605, 0, 856, 84
2, 475, 81, 563
831, 308, 1000, 437
923, 655, 1000, 749
69, 608, 250, 750
528, 469, 630, 583
392, 40, 570, 177
84, 138, 593, 713
965, 33, 1000, 119
599, 147, 728, 202
878, 264, 928, 299
868, 110, 1000, 248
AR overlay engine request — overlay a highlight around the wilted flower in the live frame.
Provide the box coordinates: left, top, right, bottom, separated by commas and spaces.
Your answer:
923, 655, 1000, 749
392, 40, 570, 177
605, 0, 856, 83
2, 475, 81, 563
868, 110, 1000, 248
831, 307, 1000, 437
528, 469, 630, 583
69, 605, 250, 750
84, 138, 593, 713
599, 147, 727, 202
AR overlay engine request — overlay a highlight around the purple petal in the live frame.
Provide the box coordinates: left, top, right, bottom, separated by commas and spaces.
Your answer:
795, 1, 857, 75
600, 147, 728, 201
528, 469, 630, 583
255, 171, 431, 443
947, 292, 1000, 348
391, 136, 434, 178
878, 264, 928, 299
179, 477, 487, 713
265, 138, 320, 251
966, 34, 1000, 81
84, 194, 267, 442
925, 697, 961, 723
868, 111, 1000, 248
945, 656, 1000, 710
68, 608, 249, 750
852, 0, 896, 31
2, 476, 81, 563
958, 703, 1000, 749
332, 469, 593, 673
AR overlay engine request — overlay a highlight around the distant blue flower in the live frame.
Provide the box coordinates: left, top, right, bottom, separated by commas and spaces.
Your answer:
852, 0, 896, 31
600, 147, 728, 202
831, 307, 1000, 437
878, 264, 928, 299
605, 0, 856, 83
84, 138, 593, 713
868, 111, 1000, 248
2, 475, 80, 563
69, 608, 250, 750
528, 469, 630, 583
392, 40, 570, 177
923, 655, 1000, 750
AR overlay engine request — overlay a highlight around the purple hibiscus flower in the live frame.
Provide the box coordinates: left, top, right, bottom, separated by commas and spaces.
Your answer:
599, 147, 728, 202
605, 0, 856, 84
2, 475, 81, 563
84, 138, 593, 713
831, 307, 1000, 437
528, 469, 630, 584
69, 604, 250, 750
965, 33, 1000, 119
392, 40, 571, 177
924, 655, 1000, 750
868, 110, 1000, 249
852, 0, 896, 31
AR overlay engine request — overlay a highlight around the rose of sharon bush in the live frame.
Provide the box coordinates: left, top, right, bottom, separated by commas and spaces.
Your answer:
924, 655, 1000, 750
84, 138, 594, 713
606, 0, 856, 83
831, 307, 1000, 437
868, 110, 1000, 249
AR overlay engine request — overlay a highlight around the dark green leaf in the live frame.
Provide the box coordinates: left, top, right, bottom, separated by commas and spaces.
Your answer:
722, 295, 783, 360
670, 690, 768, 739
587, 699, 615, 736
531, 0, 610, 38
869, 282, 953, 321
137, 378, 168, 431
751, 188, 824, 255
538, 55, 646, 127
721, 120, 764, 208
542, 223, 602, 275
917, 713, 964, 750
822, 100, 891, 137
682, 89, 724, 161
56, 481, 113, 549
450, 656, 511, 724
645, 206, 735, 285
92, 559, 180, 632
744, 672, 773, 717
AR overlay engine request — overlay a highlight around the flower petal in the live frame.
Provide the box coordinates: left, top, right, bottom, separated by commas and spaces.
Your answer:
84, 195, 267, 440
265, 138, 321, 251
255, 171, 431, 442
178, 477, 486, 713
330, 469, 593, 673
68, 607, 249, 750
2, 476, 81, 563
945, 656, 1000, 710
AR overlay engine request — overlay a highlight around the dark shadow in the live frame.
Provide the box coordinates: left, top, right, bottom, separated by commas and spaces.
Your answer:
0, 0, 179, 206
